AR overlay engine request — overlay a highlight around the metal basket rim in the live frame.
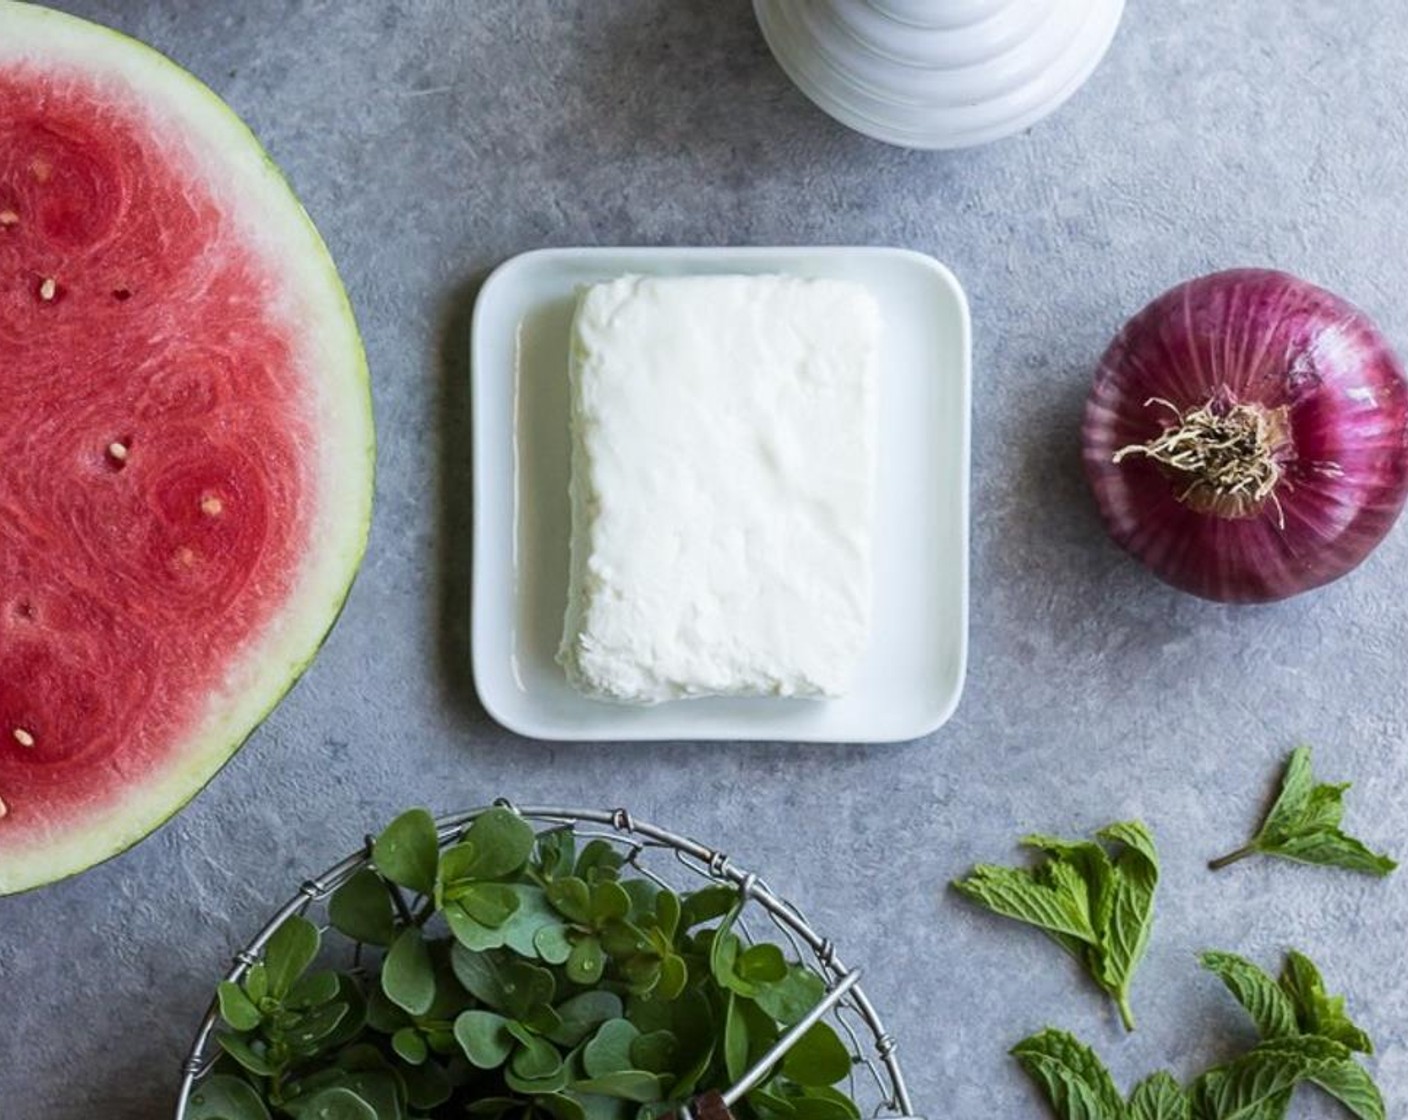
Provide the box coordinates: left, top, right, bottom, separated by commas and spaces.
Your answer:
174, 802, 915, 1119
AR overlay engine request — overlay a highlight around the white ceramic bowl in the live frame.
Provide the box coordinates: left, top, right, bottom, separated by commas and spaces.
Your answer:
755, 0, 1125, 150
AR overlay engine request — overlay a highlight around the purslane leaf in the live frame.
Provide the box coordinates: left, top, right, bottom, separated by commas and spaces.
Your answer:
1011, 1028, 1124, 1120
583, 1018, 641, 1078
287, 970, 340, 1010
286, 1001, 349, 1050
454, 1009, 514, 1069
680, 885, 738, 929
1199, 952, 1299, 1041
382, 928, 436, 1017
373, 808, 440, 897
263, 915, 320, 999
1210, 748, 1397, 876
184, 1074, 271, 1120
548, 991, 624, 1048
753, 964, 826, 1027
452, 808, 537, 882
296, 1087, 377, 1120
781, 1022, 851, 1088
218, 1034, 278, 1077
570, 1071, 666, 1103
391, 1026, 426, 1065
218, 980, 262, 1032
328, 868, 397, 948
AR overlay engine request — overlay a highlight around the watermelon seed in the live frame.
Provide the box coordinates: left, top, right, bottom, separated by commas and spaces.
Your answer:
112, 287, 133, 302
201, 496, 224, 516
38, 277, 57, 302
0, 796, 7, 820
0, 210, 17, 227
12, 729, 34, 749
108, 441, 130, 464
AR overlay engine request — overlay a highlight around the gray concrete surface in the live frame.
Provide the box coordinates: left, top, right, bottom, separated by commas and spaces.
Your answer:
3, 2, 1407, 1117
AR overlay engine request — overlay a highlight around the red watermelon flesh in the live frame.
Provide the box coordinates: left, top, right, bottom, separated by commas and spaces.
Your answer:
0, 4, 374, 893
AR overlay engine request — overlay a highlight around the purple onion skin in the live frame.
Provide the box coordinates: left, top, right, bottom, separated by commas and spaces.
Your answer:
1084, 269, 1408, 603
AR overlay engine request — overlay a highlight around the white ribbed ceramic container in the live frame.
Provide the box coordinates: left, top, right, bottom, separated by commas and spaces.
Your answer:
754, 0, 1125, 149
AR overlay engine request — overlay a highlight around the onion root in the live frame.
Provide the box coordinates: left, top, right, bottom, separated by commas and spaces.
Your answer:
1113, 397, 1296, 526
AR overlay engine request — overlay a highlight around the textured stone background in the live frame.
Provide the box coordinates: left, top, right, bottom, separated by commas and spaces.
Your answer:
4, 2, 1408, 1117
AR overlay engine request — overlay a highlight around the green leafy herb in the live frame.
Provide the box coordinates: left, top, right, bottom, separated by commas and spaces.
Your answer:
206, 806, 856, 1120
371, 807, 439, 896
1209, 748, 1397, 876
1127, 1073, 1190, 1120
262, 915, 320, 999
953, 820, 1158, 1029
1014, 948, 1382, 1120
185, 1074, 272, 1120
1012, 1028, 1182, 1120
381, 927, 435, 1016
1198, 951, 1299, 1040
328, 868, 396, 948
1279, 950, 1373, 1055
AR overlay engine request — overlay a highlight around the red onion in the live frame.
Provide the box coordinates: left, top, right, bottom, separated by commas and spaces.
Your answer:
1083, 269, 1408, 603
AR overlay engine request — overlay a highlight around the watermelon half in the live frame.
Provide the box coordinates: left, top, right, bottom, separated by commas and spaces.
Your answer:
0, 3, 374, 894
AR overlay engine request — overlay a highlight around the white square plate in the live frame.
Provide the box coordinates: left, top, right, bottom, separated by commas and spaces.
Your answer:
471, 246, 970, 743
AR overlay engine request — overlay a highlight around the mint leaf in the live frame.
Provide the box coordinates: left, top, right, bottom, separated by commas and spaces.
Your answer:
1193, 1036, 1352, 1120
956, 821, 1158, 1029
1092, 821, 1159, 1031
951, 862, 1099, 947
1199, 952, 1298, 1040
1011, 1029, 1123, 1120
1210, 748, 1397, 876
1127, 1072, 1190, 1120
1279, 951, 1373, 1055
1263, 832, 1397, 877
1305, 1058, 1386, 1120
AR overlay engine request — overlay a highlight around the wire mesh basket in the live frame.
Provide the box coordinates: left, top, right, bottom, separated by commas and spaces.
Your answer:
175, 802, 919, 1120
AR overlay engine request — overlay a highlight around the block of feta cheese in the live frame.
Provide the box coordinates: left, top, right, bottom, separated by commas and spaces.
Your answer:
557, 274, 880, 705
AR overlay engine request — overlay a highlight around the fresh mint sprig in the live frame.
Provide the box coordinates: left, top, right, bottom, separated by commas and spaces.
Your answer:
1210, 748, 1397, 876
1013, 949, 1383, 1120
952, 821, 1158, 1030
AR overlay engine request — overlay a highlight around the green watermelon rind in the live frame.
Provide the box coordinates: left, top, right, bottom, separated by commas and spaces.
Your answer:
0, 2, 376, 894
